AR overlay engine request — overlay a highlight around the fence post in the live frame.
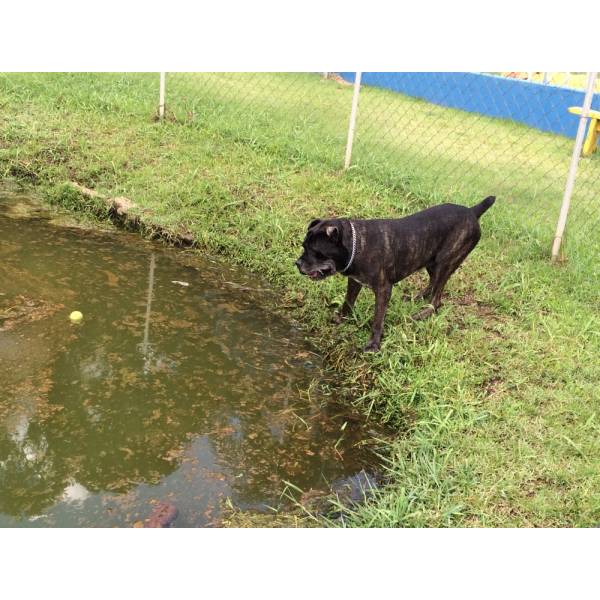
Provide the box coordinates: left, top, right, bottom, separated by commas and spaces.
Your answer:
344, 71, 362, 169
551, 71, 598, 262
159, 72, 166, 120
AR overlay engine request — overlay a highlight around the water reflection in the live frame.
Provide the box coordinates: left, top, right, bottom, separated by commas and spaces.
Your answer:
141, 253, 156, 375
0, 190, 372, 527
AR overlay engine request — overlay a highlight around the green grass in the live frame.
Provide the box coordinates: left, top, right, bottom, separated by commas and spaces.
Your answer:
1, 72, 599, 527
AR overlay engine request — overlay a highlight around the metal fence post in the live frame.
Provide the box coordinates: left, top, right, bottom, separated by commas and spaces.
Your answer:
551, 71, 598, 261
159, 72, 166, 120
344, 71, 362, 169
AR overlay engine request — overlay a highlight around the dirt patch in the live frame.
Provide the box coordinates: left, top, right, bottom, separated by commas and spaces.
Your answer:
34, 143, 71, 166
8, 161, 39, 183
452, 292, 507, 338
455, 292, 497, 316
482, 375, 503, 397
522, 476, 556, 499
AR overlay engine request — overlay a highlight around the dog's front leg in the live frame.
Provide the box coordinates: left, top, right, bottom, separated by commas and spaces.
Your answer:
363, 283, 392, 352
333, 278, 362, 324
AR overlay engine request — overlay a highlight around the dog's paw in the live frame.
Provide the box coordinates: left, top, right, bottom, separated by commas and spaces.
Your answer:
362, 340, 380, 353
331, 313, 345, 325
411, 305, 436, 321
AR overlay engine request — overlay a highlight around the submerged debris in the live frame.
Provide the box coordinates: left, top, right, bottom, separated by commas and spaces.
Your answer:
331, 469, 379, 504
144, 502, 179, 528
299, 469, 380, 516
0, 296, 64, 331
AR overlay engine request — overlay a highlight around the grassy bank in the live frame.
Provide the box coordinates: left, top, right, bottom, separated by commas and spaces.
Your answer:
1, 73, 599, 527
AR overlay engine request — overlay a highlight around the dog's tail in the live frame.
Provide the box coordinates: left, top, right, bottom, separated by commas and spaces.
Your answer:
471, 196, 496, 219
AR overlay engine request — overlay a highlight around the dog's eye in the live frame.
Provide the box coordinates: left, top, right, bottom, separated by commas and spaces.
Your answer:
314, 251, 325, 260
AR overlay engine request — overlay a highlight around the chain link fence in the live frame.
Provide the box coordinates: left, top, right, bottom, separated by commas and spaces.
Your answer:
0, 72, 597, 263
162, 72, 351, 170
160, 71, 600, 262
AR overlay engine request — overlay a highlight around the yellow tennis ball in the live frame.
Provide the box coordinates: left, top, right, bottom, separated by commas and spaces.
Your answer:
69, 310, 83, 323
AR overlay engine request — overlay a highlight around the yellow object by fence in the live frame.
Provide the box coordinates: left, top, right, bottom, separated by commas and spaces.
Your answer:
568, 107, 600, 156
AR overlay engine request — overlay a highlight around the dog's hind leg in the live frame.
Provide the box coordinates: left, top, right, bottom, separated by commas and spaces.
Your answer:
333, 277, 362, 324
403, 264, 433, 302
413, 264, 435, 301
411, 240, 478, 321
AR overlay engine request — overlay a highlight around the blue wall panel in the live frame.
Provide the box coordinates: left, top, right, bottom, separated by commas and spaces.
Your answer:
338, 72, 600, 138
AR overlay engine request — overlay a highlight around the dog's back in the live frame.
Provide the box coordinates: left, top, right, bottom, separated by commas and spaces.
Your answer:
358, 197, 495, 236
349, 199, 495, 283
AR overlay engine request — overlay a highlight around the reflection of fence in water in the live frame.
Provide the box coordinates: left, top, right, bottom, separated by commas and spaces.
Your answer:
141, 252, 156, 374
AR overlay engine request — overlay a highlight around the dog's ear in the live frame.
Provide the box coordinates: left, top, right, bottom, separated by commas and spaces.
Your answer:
307, 219, 322, 230
325, 225, 340, 241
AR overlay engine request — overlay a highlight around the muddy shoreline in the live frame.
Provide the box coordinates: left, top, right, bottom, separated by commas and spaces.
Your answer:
0, 182, 385, 527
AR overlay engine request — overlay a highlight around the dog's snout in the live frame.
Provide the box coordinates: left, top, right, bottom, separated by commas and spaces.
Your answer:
295, 259, 302, 269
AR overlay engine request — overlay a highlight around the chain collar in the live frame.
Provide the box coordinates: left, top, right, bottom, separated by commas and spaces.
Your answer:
340, 221, 357, 273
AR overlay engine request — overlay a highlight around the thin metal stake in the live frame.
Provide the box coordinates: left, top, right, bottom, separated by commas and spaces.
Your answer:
551, 71, 597, 261
159, 72, 166, 120
344, 72, 362, 169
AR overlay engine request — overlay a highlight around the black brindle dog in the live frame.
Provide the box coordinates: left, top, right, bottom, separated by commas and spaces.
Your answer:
295, 196, 495, 352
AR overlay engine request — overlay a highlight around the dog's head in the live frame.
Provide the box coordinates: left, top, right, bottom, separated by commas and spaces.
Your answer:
295, 218, 349, 281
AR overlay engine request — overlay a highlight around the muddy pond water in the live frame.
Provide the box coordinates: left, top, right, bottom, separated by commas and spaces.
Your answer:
0, 186, 375, 527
